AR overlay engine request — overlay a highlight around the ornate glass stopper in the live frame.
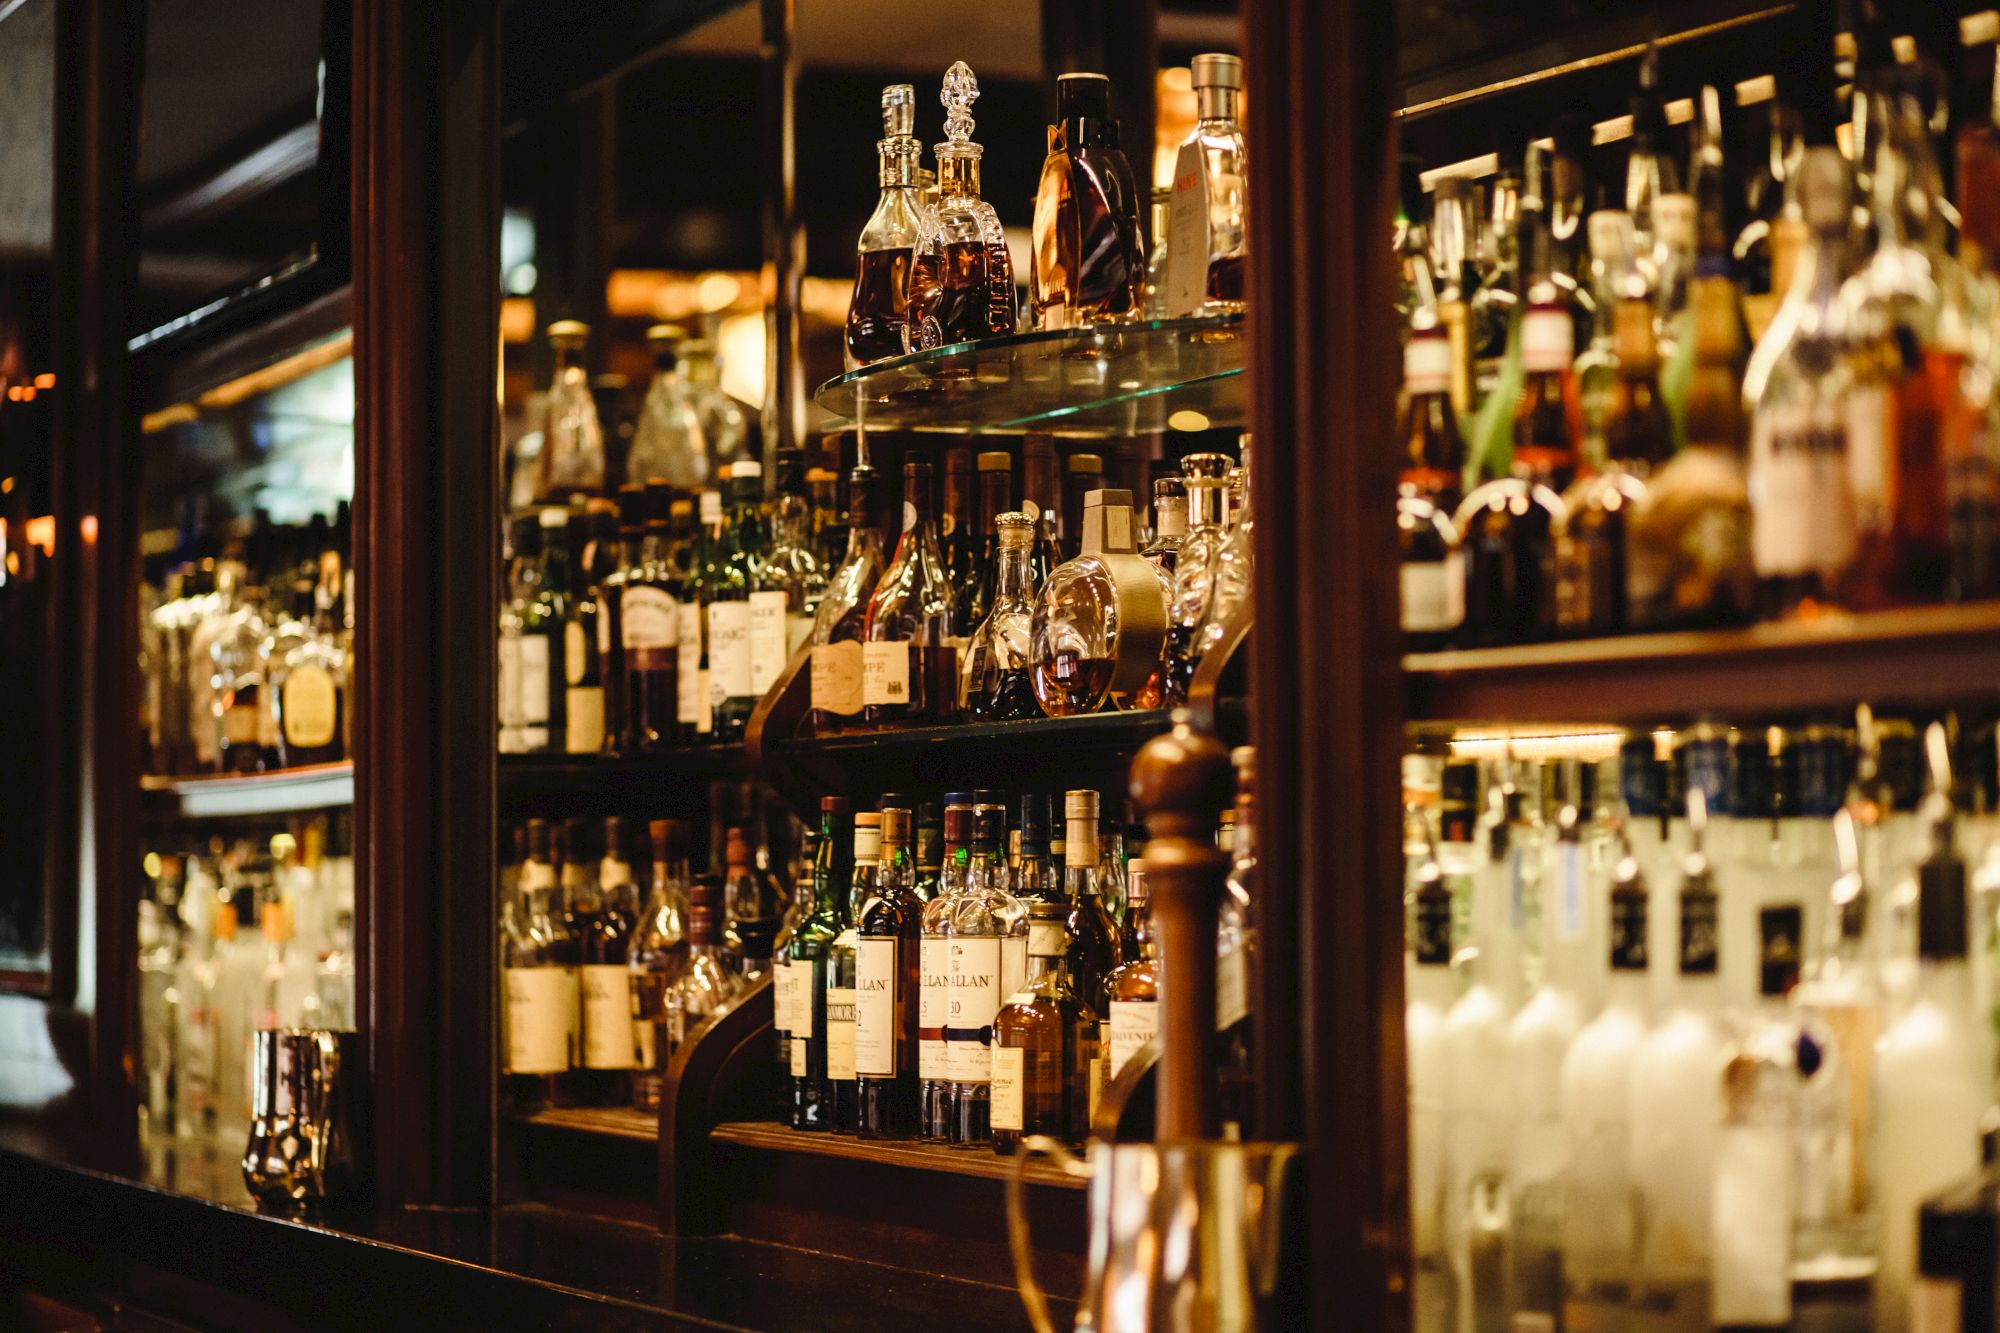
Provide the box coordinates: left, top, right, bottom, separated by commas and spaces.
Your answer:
881, 83, 915, 140
940, 60, 980, 154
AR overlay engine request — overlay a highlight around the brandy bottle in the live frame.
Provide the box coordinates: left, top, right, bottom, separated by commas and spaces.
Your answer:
960, 512, 1041, 721
861, 459, 958, 727
845, 84, 926, 368
1030, 489, 1167, 716
907, 62, 1017, 350
1030, 72, 1147, 330
1162, 53, 1247, 317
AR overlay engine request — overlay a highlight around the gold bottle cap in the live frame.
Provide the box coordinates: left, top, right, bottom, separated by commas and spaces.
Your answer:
1068, 453, 1104, 474
1065, 789, 1100, 821
880, 807, 912, 844
977, 450, 1012, 471
1190, 53, 1244, 91
646, 323, 688, 346
547, 319, 590, 345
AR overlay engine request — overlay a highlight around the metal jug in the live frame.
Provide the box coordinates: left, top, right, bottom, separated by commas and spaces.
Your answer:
1007, 1136, 1301, 1333
243, 1029, 364, 1207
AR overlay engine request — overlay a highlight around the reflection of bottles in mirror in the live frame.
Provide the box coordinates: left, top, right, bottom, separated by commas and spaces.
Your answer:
907, 62, 1016, 350
627, 323, 710, 494
847, 84, 927, 368
538, 320, 606, 500
960, 512, 1041, 721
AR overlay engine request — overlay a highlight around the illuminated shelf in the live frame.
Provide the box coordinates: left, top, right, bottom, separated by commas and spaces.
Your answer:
710, 1120, 1084, 1190
139, 762, 353, 820
813, 314, 1246, 436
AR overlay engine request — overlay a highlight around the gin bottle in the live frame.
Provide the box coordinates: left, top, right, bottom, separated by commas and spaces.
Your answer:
846, 84, 926, 368
908, 62, 1017, 349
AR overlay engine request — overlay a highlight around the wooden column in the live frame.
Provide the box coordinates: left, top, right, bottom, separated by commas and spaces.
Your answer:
351, 0, 501, 1206
1243, 0, 1410, 1326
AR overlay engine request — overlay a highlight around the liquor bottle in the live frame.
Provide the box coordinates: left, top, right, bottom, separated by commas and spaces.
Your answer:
1103, 867, 1156, 1085
1014, 794, 1059, 906
595, 485, 640, 752
272, 550, 347, 769
828, 812, 880, 1134
1033, 489, 1168, 716
1144, 186, 1172, 317
631, 819, 693, 1111
807, 465, 845, 573
913, 801, 943, 902
920, 801, 972, 1139
1217, 748, 1256, 1130
559, 504, 610, 755
496, 519, 533, 753
503, 819, 579, 1112
1744, 146, 1860, 618
1141, 477, 1186, 575
758, 448, 825, 688
1030, 71, 1146, 330
958, 449, 1015, 633
857, 806, 923, 1138
940, 448, 980, 635
679, 339, 751, 474
945, 804, 1024, 1144
1198, 444, 1256, 673
212, 548, 272, 774
1021, 436, 1065, 589
722, 827, 782, 979
1453, 404, 1569, 647
629, 323, 711, 493
1405, 814, 1453, 1331
675, 493, 709, 740
575, 816, 638, 1104
1554, 281, 1674, 636
1061, 789, 1120, 1105
1877, 726, 1988, 1333
1559, 825, 1649, 1315
808, 463, 885, 731
846, 83, 925, 367
1624, 45, 1679, 264
789, 798, 851, 1131
908, 62, 1017, 349
1398, 323, 1467, 650
619, 486, 681, 752
1057, 453, 1103, 561
1163, 53, 1246, 317
660, 876, 737, 1060
538, 320, 606, 499
1157, 453, 1231, 703
708, 462, 759, 741
992, 903, 1094, 1154
960, 512, 1041, 721
686, 486, 727, 740
861, 458, 957, 727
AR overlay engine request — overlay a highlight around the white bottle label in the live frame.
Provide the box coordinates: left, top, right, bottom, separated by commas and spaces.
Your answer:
863, 640, 911, 707
772, 959, 795, 1037
811, 641, 866, 715
675, 603, 702, 723
580, 964, 638, 1069
1217, 943, 1250, 1030
504, 966, 577, 1075
517, 636, 551, 724
990, 1044, 1026, 1132
498, 635, 522, 730
565, 687, 605, 754
1027, 919, 1067, 959
564, 620, 589, 685
749, 589, 790, 694
1751, 401, 1856, 578
1165, 139, 1212, 317
854, 938, 897, 1077
708, 600, 753, 699
281, 664, 339, 749
1108, 999, 1159, 1080
621, 586, 678, 649
786, 612, 816, 658
695, 669, 712, 732
919, 938, 950, 1080
1399, 555, 1465, 633
945, 937, 1003, 1083
1000, 934, 1027, 1003
826, 986, 857, 1081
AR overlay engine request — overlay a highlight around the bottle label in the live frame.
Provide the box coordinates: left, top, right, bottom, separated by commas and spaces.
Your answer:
945, 937, 1003, 1083
748, 590, 790, 694
854, 938, 897, 1077
1750, 401, 1856, 578
1165, 139, 1212, 317
862, 641, 911, 708
1217, 943, 1250, 1030
1610, 890, 1648, 972
564, 620, 589, 685
281, 664, 339, 749
811, 641, 866, 715
1403, 336, 1452, 394
504, 966, 577, 1075
1847, 380, 1892, 522
786, 611, 816, 658
675, 603, 702, 723
1108, 999, 1159, 1081
919, 937, 949, 1080
708, 600, 753, 700
1679, 890, 1719, 976
1001, 933, 1027, 1003
1027, 919, 1067, 959
990, 1044, 1026, 1132
224, 701, 261, 746
622, 586, 679, 651
826, 986, 857, 1081
1520, 309, 1573, 372
580, 964, 638, 1069
518, 636, 551, 724
498, 635, 522, 729
597, 594, 613, 657
1399, 555, 1465, 633
565, 687, 605, 754
772, 959, 795, 1037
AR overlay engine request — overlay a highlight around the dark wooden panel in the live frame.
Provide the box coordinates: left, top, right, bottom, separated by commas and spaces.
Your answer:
1244, 0, 1411, 1330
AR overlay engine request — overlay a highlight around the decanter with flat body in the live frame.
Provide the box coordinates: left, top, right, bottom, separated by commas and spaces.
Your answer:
907, 62, 1016, 350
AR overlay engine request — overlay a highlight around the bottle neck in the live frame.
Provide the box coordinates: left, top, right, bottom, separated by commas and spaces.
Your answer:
937, 145, 982, 200
878, 137, 920, 189
995, 539, 1035, 600
1153, 498, 1187, 540
1195, 86, 1240, 126
1186, 482, 1225, 530
1065, 819, 1099, 872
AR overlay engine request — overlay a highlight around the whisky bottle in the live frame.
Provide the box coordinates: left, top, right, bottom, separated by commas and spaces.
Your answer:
630, 819, 692, 1111
940, 447, 982, 637
1031, 71, 1146, 330
577, 816, 639, 1104
212, 544, 272, 774
620, 486, 682, 752
991, 903, 1094, 1154
497, 521, 533, 754
755, 448, 824, 691
959, 512, 1041, 721
827, 813, 880, 1133
503, 819, 579, 1112
273, 536, 348, 768
856, 806, 923, 1138
959, 449, 1015, 633
913, 801, 943, 902
1015, 794, 1060, 906
1162, 53, 1247, 318
594, 486, 640, 752
919, 801, 972, 1139
688, 487, 728, 739
1042, 492, 1171, 715
861, 458, 957, 728
674, 493, 708, 740
660, 876, 738, 1060
908, 61, 1017, 349
1103, 866, 1157, 1084
1141, 477, 1186, 575
1020, 435, 1064, 588
1061, 790, 1121, 1020
789, 798, 852, 1131
808, 463, 885, 731
709, 462, 761, 741
628, 323, 711, 493
1399, 326, 1467, 649
1453, 427, 1569, 648
560, 502, 611, 755
846, 84, 926, 367
538, 320, 606, 500
946, 804, 1025, 1144
514, 510, 568, 752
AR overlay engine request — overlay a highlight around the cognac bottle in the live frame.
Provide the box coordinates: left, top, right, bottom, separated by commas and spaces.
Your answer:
1030, 72, 1147, 330
846, 84, 926, 367
907, 62, 1017, 349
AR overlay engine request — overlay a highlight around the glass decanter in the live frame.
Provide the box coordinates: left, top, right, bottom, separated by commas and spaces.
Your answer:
846, 84, 927, 368
1162, 52, 1247, 317
1155, 452, 1231, 704
538, 319, 606, 499
806, 463, 885, 732
1195, 437, 1254, 664
1030, 488, 1166, 716
680, 337, 750, 472
907, 61, 1017, 350
627, 323, 710, 493
960, 512, 1040, 721
1031, 71, 1146, 330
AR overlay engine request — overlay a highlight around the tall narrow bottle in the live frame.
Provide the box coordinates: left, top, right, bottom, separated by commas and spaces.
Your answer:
920, 802, 972, 1139
846, 84, 926, 367
1399, 323, 1467, 648
708, 462, 760, 741
503, 819, 579, 1112
1157, 453, 1231, 703
960, 449, 1015, 633
789, 798, 852, 1132
828, 813, 881, 1133
808, 463, 885, 732
621, 487, 681, 752
578, 816, 638, 1105
992, 903, 1094, 1154
861, 458, 957, 727
630, 819, 692, 1111
960, 512, 1041, 721
1162, 53, 1247, 317
856, 806, 923, 1138
1021, 436, 1065, 589
908, 62, 1016, 348
1104, 868, 1157, 1085
757, 448, 825, 685
1031, 72, 1146, 330
1407, 815, 1454, 1333
946, 804, 1024, 1144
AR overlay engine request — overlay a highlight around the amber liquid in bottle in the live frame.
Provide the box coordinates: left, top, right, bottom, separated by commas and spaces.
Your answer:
1034, 652, 1117, 717
846, 248, 914, 365
909, 241, 1017, 349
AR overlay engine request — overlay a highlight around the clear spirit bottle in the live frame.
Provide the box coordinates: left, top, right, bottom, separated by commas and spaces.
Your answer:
757, 447, 826, 690
679, 338, 749, 474
1031, 72, 1146, 330
959, 512, 1040, 721
1406, 814, 1454, 1333
1157, 453, 1231, 703
846, 84, 926, 367
628, 323, 710, 493
908, 62, 1017, 349
630, 818, 693, 1111
538, 320, 606, 499
660, 876, 738, 1059
1162, 53, 1246, 317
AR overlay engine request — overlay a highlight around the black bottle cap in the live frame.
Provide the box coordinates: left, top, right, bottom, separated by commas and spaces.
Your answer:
1019, 794, 1052, 851
971, 788, 1005, 808
1057, 71, 1114, 123
878, 791, 911, 815
1920, 850, 1970, 960
972, 806, 1007, 850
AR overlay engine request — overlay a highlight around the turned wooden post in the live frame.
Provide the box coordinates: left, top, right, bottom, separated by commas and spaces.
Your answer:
1129, 711, 1235, 1141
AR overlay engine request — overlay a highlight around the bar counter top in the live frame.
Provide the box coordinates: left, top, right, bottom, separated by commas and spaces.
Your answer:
0, 1130, 1053, 1332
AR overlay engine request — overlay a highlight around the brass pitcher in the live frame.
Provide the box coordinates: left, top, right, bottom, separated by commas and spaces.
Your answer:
243, 1029, 364, 1207
1007, 1135, 1300, 1333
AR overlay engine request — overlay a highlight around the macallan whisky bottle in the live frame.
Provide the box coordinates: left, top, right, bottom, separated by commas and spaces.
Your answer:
846, 84, 926, 367
908, 62, 1017, 349
1030, 72, 1147, 330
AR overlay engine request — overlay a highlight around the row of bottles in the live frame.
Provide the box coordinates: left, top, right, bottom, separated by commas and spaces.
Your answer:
499, 812, 791, 1112
841, 53, 1245, 368
141, 507, 353, 777
1403, 705, 2000, 1332
137, 819, 357, 1147
773, 760, 1254, 1154
1396, 24, 2000, 650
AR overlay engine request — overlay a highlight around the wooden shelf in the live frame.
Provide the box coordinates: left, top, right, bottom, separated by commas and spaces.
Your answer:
519, 1105, 661, 1143
1406, 602, 2000, 726
710, 1120, 1086, 1190
138, 761, 353, 820
497, 744, 747, 812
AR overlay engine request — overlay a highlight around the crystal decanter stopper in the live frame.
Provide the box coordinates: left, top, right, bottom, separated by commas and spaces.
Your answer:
907, 61, 1017, 351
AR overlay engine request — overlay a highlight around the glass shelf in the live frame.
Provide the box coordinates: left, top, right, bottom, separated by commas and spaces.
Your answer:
138, 761, 354, 820
813, 314, 1246, 437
